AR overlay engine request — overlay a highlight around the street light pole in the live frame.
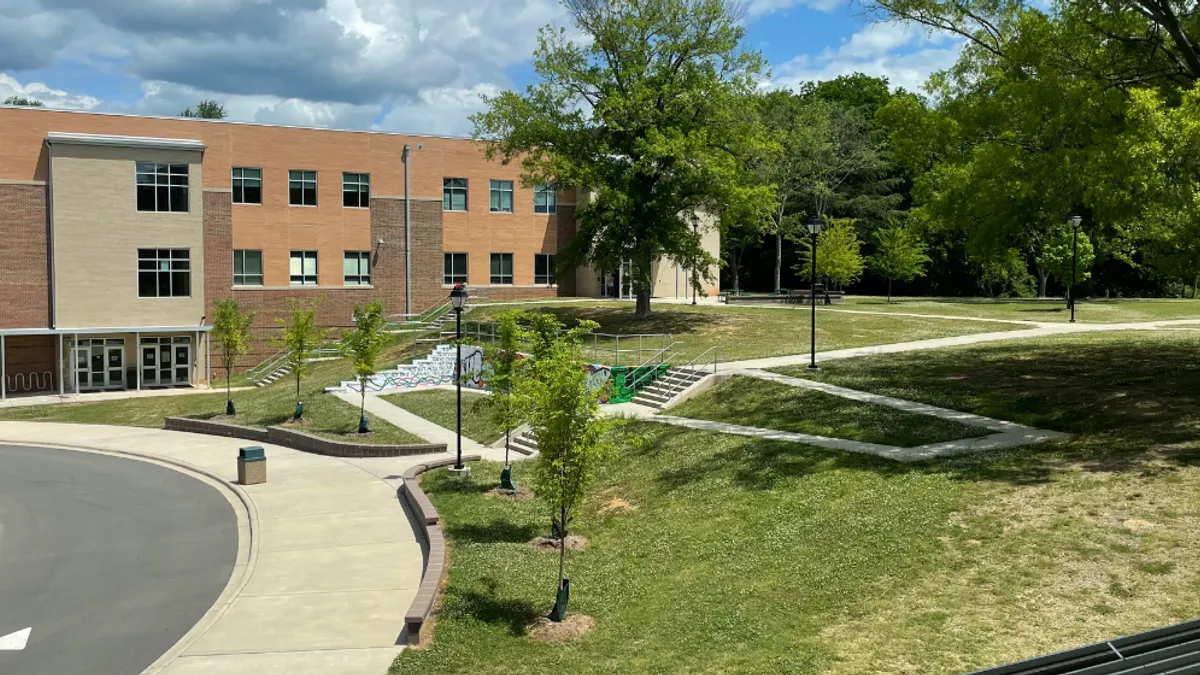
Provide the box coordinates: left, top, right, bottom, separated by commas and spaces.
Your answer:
449, 284, 468, 471
807, 215, 823, 371
1069, 215, 1081, 324
692, 214, 699, 305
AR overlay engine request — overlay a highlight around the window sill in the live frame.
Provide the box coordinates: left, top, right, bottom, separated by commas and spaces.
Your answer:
489, 211, 514, 215
444, 209, 468, 213
343, 205, 370, 210
233, 285, 374, 291
289, 204, 318, 208
232, 202, 262, 207
442, 284, 557, 289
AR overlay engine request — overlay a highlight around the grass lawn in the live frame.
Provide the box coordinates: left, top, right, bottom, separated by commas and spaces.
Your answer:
467, 301, 1022, 363
841, 295, 1200, 323
0, 344, 426, 445
392, 329, 1200, 675
382, 389, 503, 445
668, 375, 988, 446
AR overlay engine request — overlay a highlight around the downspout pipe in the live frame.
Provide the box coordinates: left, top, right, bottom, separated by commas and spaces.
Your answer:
403, 144, 412, 317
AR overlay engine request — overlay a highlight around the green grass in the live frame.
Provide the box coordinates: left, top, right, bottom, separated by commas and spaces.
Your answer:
467, 301, 1022, 363
841, 296, 1200, 323
668, 376, 988, 446
392, 329, 1200, 674
0, 344, 427, 445
382, 389, 503, 445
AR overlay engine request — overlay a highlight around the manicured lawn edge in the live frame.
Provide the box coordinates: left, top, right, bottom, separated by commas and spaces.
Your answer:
401, 456, 482, 645
165, 416, 446, 458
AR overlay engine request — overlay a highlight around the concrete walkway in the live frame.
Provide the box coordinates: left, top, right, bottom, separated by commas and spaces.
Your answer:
0, 385, 254, 409
334, 391, 506, 462
0, 422, 447, 675
721, 319, 1200, 371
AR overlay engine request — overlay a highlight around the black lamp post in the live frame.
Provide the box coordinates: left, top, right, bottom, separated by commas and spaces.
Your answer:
807, 215, 824, 371
450, 283, 468, 471
692, 213, 700, 305
1069, 215, 1082, 324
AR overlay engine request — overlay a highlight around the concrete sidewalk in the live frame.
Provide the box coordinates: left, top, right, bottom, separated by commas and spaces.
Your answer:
0, 421, 447, 675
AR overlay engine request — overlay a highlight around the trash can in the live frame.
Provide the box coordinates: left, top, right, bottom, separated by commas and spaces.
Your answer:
237, 446, 266, 485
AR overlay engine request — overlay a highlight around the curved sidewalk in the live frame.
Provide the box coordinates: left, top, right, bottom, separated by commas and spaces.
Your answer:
0, 421, 439, 675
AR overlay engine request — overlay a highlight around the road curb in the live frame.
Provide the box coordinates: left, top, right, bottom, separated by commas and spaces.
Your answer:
4, 441, 259, 675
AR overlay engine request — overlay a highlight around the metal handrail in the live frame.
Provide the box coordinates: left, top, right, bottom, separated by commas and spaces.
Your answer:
245, 342, 340, 382
625, 341, 684, 393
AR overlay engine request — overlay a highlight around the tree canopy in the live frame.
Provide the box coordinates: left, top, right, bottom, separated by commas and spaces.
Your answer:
472, 0, 775, 317
180, 100, 227, 119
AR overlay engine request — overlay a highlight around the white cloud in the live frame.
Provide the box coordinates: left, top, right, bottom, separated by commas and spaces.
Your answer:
771, 22, 963, 92
376, 83, 502, 137
746, 0, 847, 17
0, 72, 100, 109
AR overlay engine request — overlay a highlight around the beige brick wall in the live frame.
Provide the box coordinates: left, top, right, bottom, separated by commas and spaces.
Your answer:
50, 144, 206, 329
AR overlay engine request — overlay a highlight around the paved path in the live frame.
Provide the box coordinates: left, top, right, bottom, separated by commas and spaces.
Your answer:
722, 319, 1200, 371
335, 391, 505, 461
0, 385, 254, 409
0, 422, 453, 675
0, 444, 237, 675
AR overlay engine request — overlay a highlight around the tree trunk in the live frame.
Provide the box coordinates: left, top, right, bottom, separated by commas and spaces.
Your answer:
731, 251, 742, 293
1036, 266, 1049, 298
558, 502, 567, 590
505, 429, 510, 466
1194, 272, 1199, 299
226, 365, 232, 405
887, 278, 892, 304
774, 232, 782, 292
360, 386, 367, 423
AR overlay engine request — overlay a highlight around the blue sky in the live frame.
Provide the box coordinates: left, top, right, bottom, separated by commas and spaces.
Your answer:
0, 0, 962, 136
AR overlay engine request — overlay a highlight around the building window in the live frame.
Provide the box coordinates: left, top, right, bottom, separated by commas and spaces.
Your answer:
289, 170, 317, 206
489, 180, 513, 213
535, 253, 556, 285
232, 167, 262, 205
136, 162, 189, 213
444, 252, 468, 285
233, 249, 263, 286
343, 172, 370, 208
343, 251, 371, 285
290, 250, 318, 285
534, 183, 557, 214
138, 248, 191, 297
443, 178, 468, 211
490, 253, 513, 285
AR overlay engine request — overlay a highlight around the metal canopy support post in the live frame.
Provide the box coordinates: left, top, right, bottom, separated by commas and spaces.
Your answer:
135, 331, 141, 391
1, 334, 6, 400
194, 331, 200, 386
58, 334, 65, 395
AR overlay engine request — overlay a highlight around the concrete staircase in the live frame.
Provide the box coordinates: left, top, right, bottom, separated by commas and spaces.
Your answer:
255, 364, 292, 387
326, 343, 468, 393
508, 429, 540, 456
630, 367, 709, 409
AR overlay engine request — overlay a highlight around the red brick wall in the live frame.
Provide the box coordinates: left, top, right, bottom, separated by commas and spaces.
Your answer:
0, 183, 51, 328
2, 335, 56, 393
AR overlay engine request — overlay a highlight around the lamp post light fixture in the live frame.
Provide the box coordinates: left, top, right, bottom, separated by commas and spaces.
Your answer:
1069, 215, 1082, 324
449, 283, 469, 473
692, 213, 700, 305
806, 215, 824, 371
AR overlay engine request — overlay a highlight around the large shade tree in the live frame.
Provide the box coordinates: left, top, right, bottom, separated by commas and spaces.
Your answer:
472, 0, 775, 318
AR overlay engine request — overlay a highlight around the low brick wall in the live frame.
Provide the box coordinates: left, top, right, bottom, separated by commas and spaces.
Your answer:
400, 455, 481, 645
165, 416, 271, 442
164, 417, 444, 458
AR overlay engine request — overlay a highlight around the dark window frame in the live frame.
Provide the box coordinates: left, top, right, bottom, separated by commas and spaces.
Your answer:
137, 248, 191, 297
443, 252, 468, 285
443, 177, 468, 212
136, 162, 189, 213
290, 250, 319, 285
343, 251, 371, 285
288, 170, 318, 206
534, 253, 556, 285
534, 183, 557, 214
489, 179, 514, 213
490, 252, 514, 285
233, 249, 264, 286
342, 172, 370, 208
231, 167, 262, 205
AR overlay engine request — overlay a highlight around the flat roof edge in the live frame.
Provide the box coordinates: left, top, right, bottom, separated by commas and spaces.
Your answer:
45, 131, 206, 152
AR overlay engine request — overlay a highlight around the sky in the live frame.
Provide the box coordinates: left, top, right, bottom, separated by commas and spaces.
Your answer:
0, 0, 964, 137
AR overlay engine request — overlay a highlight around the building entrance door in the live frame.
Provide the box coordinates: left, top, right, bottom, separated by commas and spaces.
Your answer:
74, 339, 125, 391
141, 337, 192, 386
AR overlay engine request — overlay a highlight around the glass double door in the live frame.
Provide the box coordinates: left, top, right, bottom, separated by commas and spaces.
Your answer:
141, 338, 191, 386
75, 339, 125, 391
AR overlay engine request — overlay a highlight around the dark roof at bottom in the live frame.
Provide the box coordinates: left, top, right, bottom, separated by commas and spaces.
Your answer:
966, 618, 1200, 675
